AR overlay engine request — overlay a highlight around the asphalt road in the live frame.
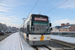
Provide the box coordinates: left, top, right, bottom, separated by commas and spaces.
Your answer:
0, 33, 12, 41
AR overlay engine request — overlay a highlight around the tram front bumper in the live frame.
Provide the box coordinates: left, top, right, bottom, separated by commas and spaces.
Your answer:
29, 40, 51, 46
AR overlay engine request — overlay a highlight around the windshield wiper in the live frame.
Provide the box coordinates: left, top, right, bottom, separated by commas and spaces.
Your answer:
41, 27, 49, 35
41, 23, 52, 35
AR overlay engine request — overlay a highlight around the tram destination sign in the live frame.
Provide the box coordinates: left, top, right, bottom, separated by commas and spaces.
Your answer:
35, 17, 47, 21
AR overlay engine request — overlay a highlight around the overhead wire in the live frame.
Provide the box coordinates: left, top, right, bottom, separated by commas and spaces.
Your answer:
25, 0, 39, 22
21, 0, 39, 28
29, 0, 39, 15
44, 0, 67, 14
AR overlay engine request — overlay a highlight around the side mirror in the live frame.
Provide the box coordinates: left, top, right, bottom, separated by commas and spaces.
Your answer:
49, 23, 52, 27
50, 28, 52, 31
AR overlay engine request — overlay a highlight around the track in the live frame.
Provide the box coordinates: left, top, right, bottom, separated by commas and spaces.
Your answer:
43, 45, 51, 50
32, 46, 38, 50
32, 45, 51, 50
51, 39, 75, 50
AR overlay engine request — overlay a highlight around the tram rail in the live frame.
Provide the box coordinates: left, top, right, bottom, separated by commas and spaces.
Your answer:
32, 45, 51, 50
51, 39, 75, 49
43, 45, 51, 50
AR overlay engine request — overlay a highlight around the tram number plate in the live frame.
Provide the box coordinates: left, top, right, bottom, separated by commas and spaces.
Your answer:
40, 35, 44, 41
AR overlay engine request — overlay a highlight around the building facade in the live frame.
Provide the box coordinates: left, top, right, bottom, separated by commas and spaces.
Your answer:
52, 23, 75, 32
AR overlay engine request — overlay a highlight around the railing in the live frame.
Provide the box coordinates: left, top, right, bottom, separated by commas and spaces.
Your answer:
51, 32, 75, 37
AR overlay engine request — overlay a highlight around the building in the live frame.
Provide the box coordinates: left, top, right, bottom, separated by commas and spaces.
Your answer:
51, 26, 60, 32
52, 23, 75, 32
59, 25, 71, 32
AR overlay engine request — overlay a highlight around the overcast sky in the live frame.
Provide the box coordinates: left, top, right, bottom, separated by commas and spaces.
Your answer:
0, 0, 75, 28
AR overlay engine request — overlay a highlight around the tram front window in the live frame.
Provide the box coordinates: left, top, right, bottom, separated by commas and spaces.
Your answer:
33, 17, 49, 33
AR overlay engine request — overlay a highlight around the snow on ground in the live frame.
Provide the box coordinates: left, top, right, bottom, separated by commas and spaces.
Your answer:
19, 33, 34, 50
0, 32, 21, 50
0, 32, 34, 50
50, 35, 75, 44
1, 32, 75, 50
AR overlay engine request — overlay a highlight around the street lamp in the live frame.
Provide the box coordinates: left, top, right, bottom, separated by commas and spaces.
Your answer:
22, 18, 26, 32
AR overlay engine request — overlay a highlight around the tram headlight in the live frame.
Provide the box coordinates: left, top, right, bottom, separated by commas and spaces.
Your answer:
33, 37, 36, 39
47, 37, 50, 38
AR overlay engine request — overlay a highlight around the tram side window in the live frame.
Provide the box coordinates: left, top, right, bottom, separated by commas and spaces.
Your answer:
27, 25, 29, 32
27, 21, 30, 33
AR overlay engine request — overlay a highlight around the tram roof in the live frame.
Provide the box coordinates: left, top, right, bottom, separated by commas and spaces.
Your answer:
30, 14, 48, 18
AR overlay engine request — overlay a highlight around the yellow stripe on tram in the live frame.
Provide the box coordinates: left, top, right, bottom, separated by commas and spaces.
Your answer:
40, 35, 44, 41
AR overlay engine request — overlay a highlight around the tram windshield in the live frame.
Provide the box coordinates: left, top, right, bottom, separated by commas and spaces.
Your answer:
32, 17, 49, 33
34, 21, 48, 25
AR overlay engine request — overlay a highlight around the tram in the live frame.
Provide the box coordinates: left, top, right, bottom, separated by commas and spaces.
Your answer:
23, 14, 52, 45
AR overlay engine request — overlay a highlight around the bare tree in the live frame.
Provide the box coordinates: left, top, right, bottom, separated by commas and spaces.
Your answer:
2, 24, 7, 31
0, 23, 7, 31
0, 23, 18, 32
0, 23, 3, 30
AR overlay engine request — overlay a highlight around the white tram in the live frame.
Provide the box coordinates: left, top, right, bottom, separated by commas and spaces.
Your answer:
23, 14, 52, 46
